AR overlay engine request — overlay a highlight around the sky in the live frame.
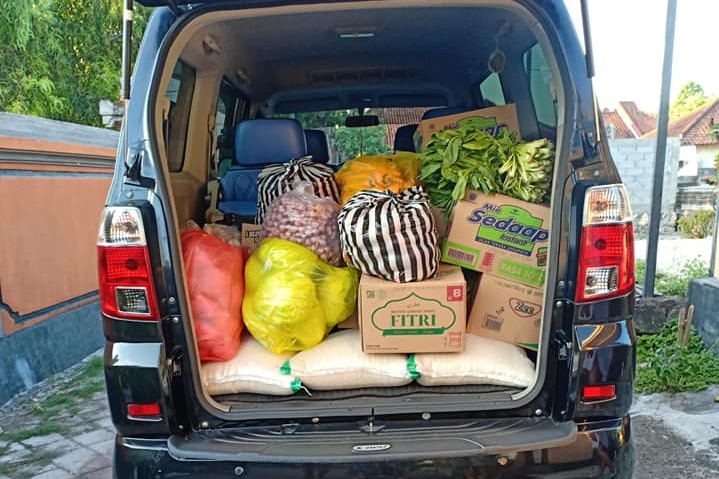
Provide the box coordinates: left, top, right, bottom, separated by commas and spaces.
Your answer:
565, 0, 719, 113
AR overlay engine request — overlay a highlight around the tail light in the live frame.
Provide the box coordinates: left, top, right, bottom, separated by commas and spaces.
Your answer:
127, 402, 163, 421
97, 207, 160, 320
581, 385, 616, 402
575, 185, 634, 302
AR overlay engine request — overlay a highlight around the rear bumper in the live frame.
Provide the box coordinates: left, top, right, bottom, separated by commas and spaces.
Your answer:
113, 416, 633, 478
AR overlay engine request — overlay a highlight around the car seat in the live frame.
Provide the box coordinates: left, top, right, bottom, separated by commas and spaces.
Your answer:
218, 118, 306, 221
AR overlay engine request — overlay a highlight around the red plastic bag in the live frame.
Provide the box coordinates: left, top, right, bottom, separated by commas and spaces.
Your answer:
181, 229, 248, 362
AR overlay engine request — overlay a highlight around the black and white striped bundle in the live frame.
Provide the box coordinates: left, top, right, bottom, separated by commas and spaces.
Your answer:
257, 156, 340, 223
338, 187, 439, 283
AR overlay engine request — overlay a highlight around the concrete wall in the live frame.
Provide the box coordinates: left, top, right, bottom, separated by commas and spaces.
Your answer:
696, 144, 719, 170
608, 137, 680, 233
0, 114, 118, 404
675, 185, 716, 215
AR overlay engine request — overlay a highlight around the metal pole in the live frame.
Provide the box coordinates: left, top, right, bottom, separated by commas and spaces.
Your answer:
644, 0, 677, 297
120, 0, 133, 163
120, 0, 133, 102
709, 188, 719, 277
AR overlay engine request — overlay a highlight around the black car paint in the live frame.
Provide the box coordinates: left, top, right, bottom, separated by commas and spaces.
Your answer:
103, 1, 636, 477
112, 416, 633, 477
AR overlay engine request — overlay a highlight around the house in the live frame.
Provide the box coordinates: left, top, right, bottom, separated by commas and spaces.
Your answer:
643, 97, 719, 179
601, 101, 656, 139
382, 107, 427, 149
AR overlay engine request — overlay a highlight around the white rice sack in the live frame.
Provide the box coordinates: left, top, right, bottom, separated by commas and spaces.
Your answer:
201, 336, 301, 396
286, 329, 413, 390
411, 334, 535, 387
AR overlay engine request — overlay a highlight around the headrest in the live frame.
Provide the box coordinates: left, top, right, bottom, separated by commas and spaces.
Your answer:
304, 129, 330, 164
234, 119, 306, 167
421, 107, 469, 120
393, 124, 418, 152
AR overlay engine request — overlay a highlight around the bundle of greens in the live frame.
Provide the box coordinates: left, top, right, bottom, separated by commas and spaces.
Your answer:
418, 119, 554, 211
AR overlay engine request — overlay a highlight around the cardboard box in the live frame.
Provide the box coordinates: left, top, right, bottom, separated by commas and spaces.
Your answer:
358, 264, 466, 353
441, 192, 550, 288
240, 223, 262, 250
467, 274, 542, 350
417, 104, 520, 148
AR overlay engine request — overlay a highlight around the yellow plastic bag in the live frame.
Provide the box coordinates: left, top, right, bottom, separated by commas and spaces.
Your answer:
335, 153, 419, 204
243, 239, 358, 354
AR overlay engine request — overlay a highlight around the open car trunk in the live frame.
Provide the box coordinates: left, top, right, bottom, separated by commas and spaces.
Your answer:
150, 0, 571, 423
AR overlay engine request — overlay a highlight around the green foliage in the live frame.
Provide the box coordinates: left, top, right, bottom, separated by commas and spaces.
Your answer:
670, 81, 710, 120
0, 423, 67, 443
0, 0, 149, 126
288, 110, 389, 163
635, 258, 707, 297
636, 319, 719, 393
677, 209, 715, 239
417, 122, 554, 211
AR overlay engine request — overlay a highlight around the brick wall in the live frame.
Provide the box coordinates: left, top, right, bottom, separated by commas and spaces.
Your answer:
608, 138, 680, 233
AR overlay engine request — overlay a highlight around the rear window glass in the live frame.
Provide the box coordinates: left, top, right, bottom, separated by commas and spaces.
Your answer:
479, 73, 506, 107
214, 80, 246, 178
279, 108, 429, 165
523, 43, 557, 128
165, 61, 196, 172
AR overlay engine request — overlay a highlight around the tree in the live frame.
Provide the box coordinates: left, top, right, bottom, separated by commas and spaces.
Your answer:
291, 110, 390, 163
0, 1, 148, 126
670, 81, 709, 120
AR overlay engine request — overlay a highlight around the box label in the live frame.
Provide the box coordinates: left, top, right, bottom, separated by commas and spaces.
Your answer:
429, 115, 509, 137
443, 241, 481, 269
508, 297, 542, 318
241, 223, 262, 250
467, 202, 548, 257
497, 259, 545, 287
370, 292, 457, 336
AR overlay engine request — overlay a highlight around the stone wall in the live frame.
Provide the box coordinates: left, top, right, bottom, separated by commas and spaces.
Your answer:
675, 185, 716, 215
608, 138, 681, 233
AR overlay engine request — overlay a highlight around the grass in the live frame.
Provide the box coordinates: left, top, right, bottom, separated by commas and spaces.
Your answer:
0, 449, 59, 476
0, 355, 106, 477
0, 422, 68, 443
636, 319, 719, 393
635, 258, 708, 297
32, 357, 105, 420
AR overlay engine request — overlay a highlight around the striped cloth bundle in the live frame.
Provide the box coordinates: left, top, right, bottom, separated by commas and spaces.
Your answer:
338, 187, 439, 283
257, 156, 339, 223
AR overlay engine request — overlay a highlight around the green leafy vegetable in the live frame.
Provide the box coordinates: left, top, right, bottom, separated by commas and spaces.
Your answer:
418, 119, 555, 212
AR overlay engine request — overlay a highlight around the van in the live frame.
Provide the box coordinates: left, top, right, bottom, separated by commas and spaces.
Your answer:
99, 1, 636, 477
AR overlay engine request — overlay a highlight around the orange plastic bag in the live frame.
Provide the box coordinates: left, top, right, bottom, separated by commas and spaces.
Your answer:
335, 153, 419, 204
181, 229, 248, 362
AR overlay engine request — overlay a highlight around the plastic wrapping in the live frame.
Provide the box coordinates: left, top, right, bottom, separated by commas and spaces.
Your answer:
201, 334, 301, 396
243, 239, 358, 354
261, 181, 342, 266
203, 223, 244, 248
410, 334, 535, 387
338, 186, 439, 283
181, 229, 246, 362
335, 152, 419, 204
257, 156, 340, 222
284, 330, 413, 390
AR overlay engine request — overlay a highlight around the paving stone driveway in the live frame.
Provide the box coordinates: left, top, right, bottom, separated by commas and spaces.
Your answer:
2, 350, 718, 478
0, 352, 113, 479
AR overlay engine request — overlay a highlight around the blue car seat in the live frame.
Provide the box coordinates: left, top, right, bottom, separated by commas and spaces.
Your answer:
219, 118, 306, 220
304, 129, 330, 164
